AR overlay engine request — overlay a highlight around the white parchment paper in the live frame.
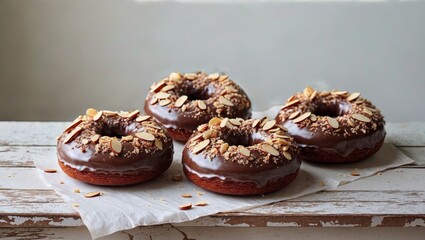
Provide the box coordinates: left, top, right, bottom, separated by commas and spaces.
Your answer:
34, 106, 414, 239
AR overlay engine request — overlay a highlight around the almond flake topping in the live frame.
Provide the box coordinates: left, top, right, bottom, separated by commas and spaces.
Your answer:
208, 73, 220, 80
44, 169, 57, 173
347, 118, 356, 127
219, 75, 228, 81
150, 81, 166, 93
229, 119, 242, 126
179, 203, 192, 210
220, 143, 229, 154
332, 90, 347, 95
352, 113, 371, 123
193, 139, 210, 154
93, 111, 103, 121
154, 139, 163, 150
220, 118, 233, 128
195, 202, 208, 206
64, 119, 83, 133
219, 96, 234, 106
208, 117, 222, 126
161, 85, 175, 92
347, 92, 361, 102
159, 99, 171, 106
169, 72, 181, 82
84, 192, 101, 198
327, 117, 339, 129
184, 73, 197, 80
282, 99, 300, 109
263, 120, 276, 131
310, 114, 317, 122
86, 108, 98, 118
288, 111, 300, 120
156, 92, 170, 99
110, 139, 122, 154
64, 127, 83, 144
91, 134, 100, 143
262, 144, 279, 156
136, 115, 151, 122
303, 86, 314, 98
175, 95, 188, 108
283, 151, 292, 160
181, 193, 192, 198
362, 108, 373, 116
197, 100, 207, 110
127, 110, 140, 119
150, 97, 158, 105
252, 119, 261, 128
239, 146, 250, 157
135, 132, 155, 141
293, 112, 311, 123
309, 91, 317, 101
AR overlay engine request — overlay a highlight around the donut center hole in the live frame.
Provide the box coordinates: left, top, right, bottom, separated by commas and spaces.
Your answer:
224, 131, 263, 147
95, 121, 135, 139
314, 102, 350, 118
98, 128, 126, 139
180, 83, 215, 101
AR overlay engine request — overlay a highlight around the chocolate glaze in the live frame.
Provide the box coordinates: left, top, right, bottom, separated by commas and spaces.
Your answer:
144, 72, 252, 133
57, 112, 173, 174
182, 118, 301, 188
275, 90, 386, 158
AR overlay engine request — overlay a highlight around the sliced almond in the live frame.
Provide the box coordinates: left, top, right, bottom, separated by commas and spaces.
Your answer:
262, 144, 279, 156
219, 75, 228, 81
64, 127, 83, 144
44, 169, 57, 173
347, 118, 356, 127
219, 96, 234, 106
159, 99, 171, 106
118, 112, 130, 118
93, 111, 103, 121
127, 110, 140, 119
332, 90, 347, 95
150, 81, 166, 93
121, 135, 134, 141
208, 117, 222, 126
303, 86, 314, 98
263, 120, 276, 131
135, 132, 155, 141
110, 139, 122, 154
175, 95, 188, 108
184, 73, 197, 80
136, 115, 151, 122
193, 139, 210, 154
364, 106, 377, 112
73, 188, 80, 193
220, 143, 229, 154
239, 146, 250, 157
288, 111, 300, 120
224, 85, 238, 93
195, 202, 208, 206
64, 119, 83, 133
309, 91, 317, 101
283, 151, 292, 160
208, 73, 220, 80
220, 118, 233, 128
282, 99, 300, 109
180, 193, 192, 198
202, 130, 212, 139
150, 97, 158, 105
293, 112, 311, 123
363, 108, 373, 116
169, 72, 181, 82
172, 174, 183, 181
90, 134, 100, 143
179, 203, 192, 210
327, 117, 339, 129
161, 85, 175, 92
154, 139, 163, 150
252, 119, 261, 128
82, 139, 89, 145
229, 119, 242, 126
86, 108, 98, 118
197, 100, 207, 110
310, 114, 317, 122
347, 92, 361, 102
276, 134, 290, 139
84, 192, 101, 198
350, 171, 360, 177
352, 113, 371, 123
156, 92, 170, 99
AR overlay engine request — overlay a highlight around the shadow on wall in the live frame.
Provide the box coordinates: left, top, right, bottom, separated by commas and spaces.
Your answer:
0, 0, 424, 121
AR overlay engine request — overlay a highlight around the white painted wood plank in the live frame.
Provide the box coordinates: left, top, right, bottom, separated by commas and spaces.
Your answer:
0, 122, 424, 147
1, 226, 425, 240
0, 168, 50, 189
0, 146, 55, 167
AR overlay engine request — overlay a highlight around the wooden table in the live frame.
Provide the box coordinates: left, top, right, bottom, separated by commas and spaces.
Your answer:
1, 122, 425, 239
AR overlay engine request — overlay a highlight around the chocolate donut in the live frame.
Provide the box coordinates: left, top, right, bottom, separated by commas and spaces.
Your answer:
57, 108, 173, 186
182, 117, 301, 195
144, 72, 252, 142
275, 87, 386, 163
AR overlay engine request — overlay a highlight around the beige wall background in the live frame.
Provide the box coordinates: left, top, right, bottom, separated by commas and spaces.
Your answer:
1, 0, 424, 121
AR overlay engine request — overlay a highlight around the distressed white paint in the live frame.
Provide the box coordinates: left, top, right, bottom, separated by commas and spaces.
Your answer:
370, 216, 385, 227
405, 219, 425, 227
267, 222, 301, 227
320, 221, 361, 227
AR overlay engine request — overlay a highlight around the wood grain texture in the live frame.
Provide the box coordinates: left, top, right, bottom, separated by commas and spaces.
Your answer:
0, 122, 424, 230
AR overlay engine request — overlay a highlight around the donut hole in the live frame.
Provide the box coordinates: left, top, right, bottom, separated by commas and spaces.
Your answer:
223, 130, 263, 147
314, 101, 350, 118
95, 121, 135, 139
180, 84, 215, 101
